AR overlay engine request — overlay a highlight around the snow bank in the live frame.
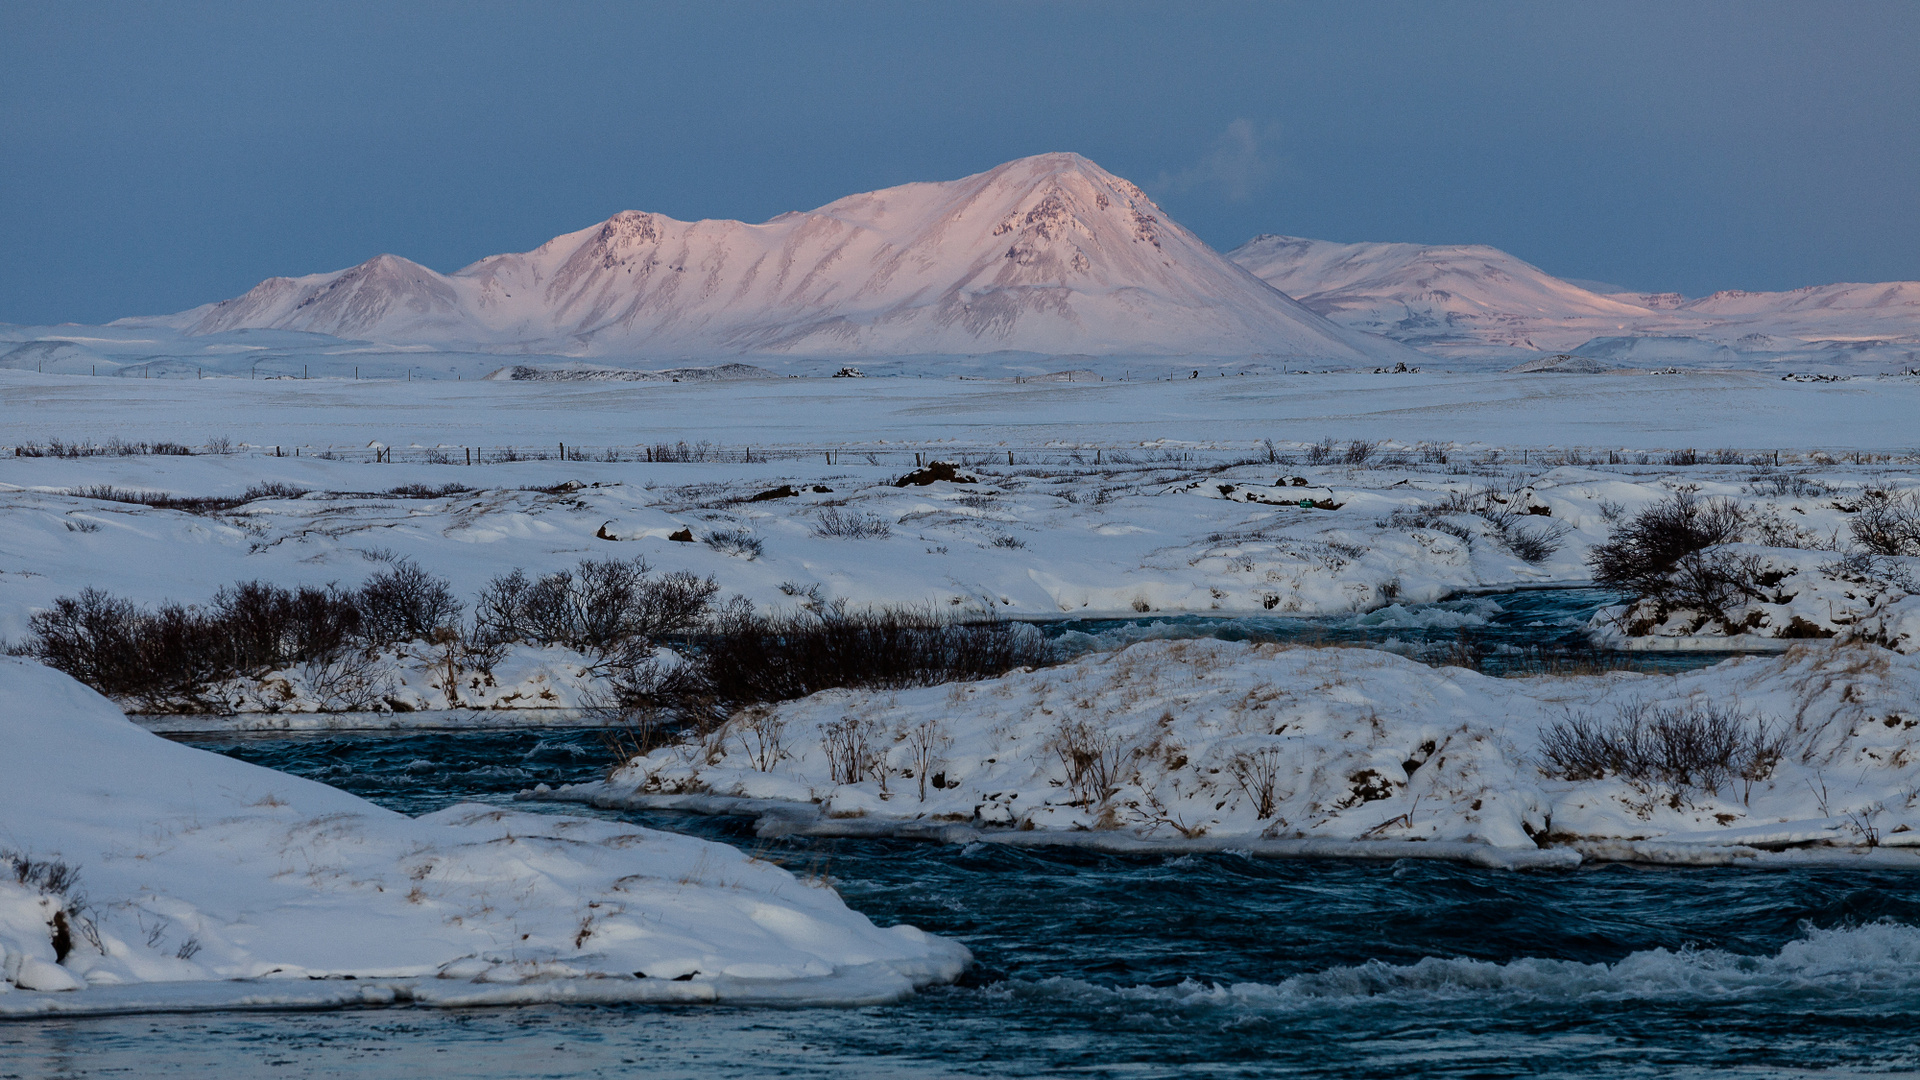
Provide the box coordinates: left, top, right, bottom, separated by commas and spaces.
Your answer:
547, 639, 1920, 861
0, 658, 967, 1011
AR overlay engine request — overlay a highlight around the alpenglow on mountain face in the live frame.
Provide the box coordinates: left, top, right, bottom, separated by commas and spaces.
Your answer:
1228, 234, 1920, 369
155, 154, 1422, 363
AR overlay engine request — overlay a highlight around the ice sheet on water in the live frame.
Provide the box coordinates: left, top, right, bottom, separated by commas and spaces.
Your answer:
993, 921, 1920, 1014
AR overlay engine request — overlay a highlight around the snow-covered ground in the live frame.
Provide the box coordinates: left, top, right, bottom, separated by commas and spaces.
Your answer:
546, 637, 1920, 866
0, 657, 966, 1009
2, 385, 1913, 664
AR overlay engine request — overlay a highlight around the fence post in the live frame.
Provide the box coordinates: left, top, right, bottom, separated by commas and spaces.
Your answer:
1009, 451, 1014, 466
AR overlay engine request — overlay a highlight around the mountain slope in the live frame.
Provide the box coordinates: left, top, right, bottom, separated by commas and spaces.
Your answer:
166, 155, 1421, 363
1231, 235, 1920, 369
1227, 235, 1652, 354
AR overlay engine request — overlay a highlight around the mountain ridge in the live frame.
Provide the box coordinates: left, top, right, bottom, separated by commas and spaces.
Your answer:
142, 154, 1421, 364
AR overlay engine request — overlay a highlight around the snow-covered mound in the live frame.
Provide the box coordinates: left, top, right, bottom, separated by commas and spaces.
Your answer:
554, 638, 1920, 860
0, 658, 966, 1012
1229, 235, 1920, 372
137, 155, 1421, 364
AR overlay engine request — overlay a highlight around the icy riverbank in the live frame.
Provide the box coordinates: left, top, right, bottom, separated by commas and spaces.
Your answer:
0, 658, 968, 1011
537, 639, 1920, 864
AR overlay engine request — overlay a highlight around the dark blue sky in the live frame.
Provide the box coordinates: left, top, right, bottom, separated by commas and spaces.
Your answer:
5, 1, 1917, 324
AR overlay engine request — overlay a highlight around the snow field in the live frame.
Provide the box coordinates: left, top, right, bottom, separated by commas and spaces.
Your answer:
0, 658, 967, 1007
1, 437, 1912, 671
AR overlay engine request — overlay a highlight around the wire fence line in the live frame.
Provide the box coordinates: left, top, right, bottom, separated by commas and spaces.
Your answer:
8, 437, 1920, 470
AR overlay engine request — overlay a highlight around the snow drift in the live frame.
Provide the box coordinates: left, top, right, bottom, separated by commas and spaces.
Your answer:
0, 657, 967, 1012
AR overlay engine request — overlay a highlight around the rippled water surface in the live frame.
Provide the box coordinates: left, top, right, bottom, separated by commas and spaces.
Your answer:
17, 588, 1914, 1079
1038, 586, 1749, 675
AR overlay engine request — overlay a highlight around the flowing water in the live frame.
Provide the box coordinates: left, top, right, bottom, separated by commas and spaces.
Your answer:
1037, 586, 1752, 675
9, 591, 1908, 1078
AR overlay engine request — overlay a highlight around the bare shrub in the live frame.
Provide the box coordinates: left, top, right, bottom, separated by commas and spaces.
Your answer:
1748, 472, 1827, 499
1227, 746, 1286, 819
823, 715, 881, 785
989, 534, 1025, 549
732, 708, 788, 772
473, 558, 717, 650
1850, 489, 1920, 556
1304, 437, 1338, 466
1050, 718, 1133, 807
1588, 489, 1743, 597
1342, 439, 1376, 466
704, 529, 764, 559
903, 717, 952, 800
813, 508, 893, 539
356, 560, 462, 645
1381, 488, 1564, 562
689, 607, 1050, 707
1538, 702, 1788, 803
301, 648, 385, 711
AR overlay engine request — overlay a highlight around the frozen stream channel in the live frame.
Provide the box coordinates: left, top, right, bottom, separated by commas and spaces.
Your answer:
9, 592, 1918, 1078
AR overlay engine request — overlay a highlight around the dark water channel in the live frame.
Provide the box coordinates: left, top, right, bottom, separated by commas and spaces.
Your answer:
1038, 586, 1751, 676
11, 591, 1909, 1079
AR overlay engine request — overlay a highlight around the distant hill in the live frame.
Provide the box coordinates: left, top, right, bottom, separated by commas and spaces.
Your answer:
1230, 235, 1920, 371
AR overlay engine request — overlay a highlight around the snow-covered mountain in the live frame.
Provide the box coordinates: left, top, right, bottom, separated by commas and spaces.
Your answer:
1228, 235, 1920, 371
1227, 235, 1651, 354
151, 155, 1422, 364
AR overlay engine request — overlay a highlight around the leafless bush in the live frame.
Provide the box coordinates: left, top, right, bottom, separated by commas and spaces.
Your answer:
300, 648, 385, 711
1342, 440, 1376, 466
732, 708, 788, 772
689, 606, 1049, 707
813, 508, 893, 539
1588, 489, 1744, 597
1748, 472, 1828, 499
1538, 702, 1788, 802
1850, 489, 1920, 556
1227, 746, 1286, 819
385, 482, 472, 499
1050, 718, 1133, 807
823, 715, 882, 785
990, 534, 1025, 549
15, 437, 193, 458
474, 558, 717, 650
704, 529, 764, 559
356, 560, 462, 644
1304, 437, 1338, 466
1381, 488, 1564, 562
902, 717, 952, 801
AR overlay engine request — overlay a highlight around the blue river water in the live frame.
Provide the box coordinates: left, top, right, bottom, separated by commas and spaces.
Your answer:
8, 723, 1917, 1079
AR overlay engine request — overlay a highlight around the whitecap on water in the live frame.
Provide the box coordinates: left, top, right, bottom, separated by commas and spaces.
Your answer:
992, 921, 1920, 1013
